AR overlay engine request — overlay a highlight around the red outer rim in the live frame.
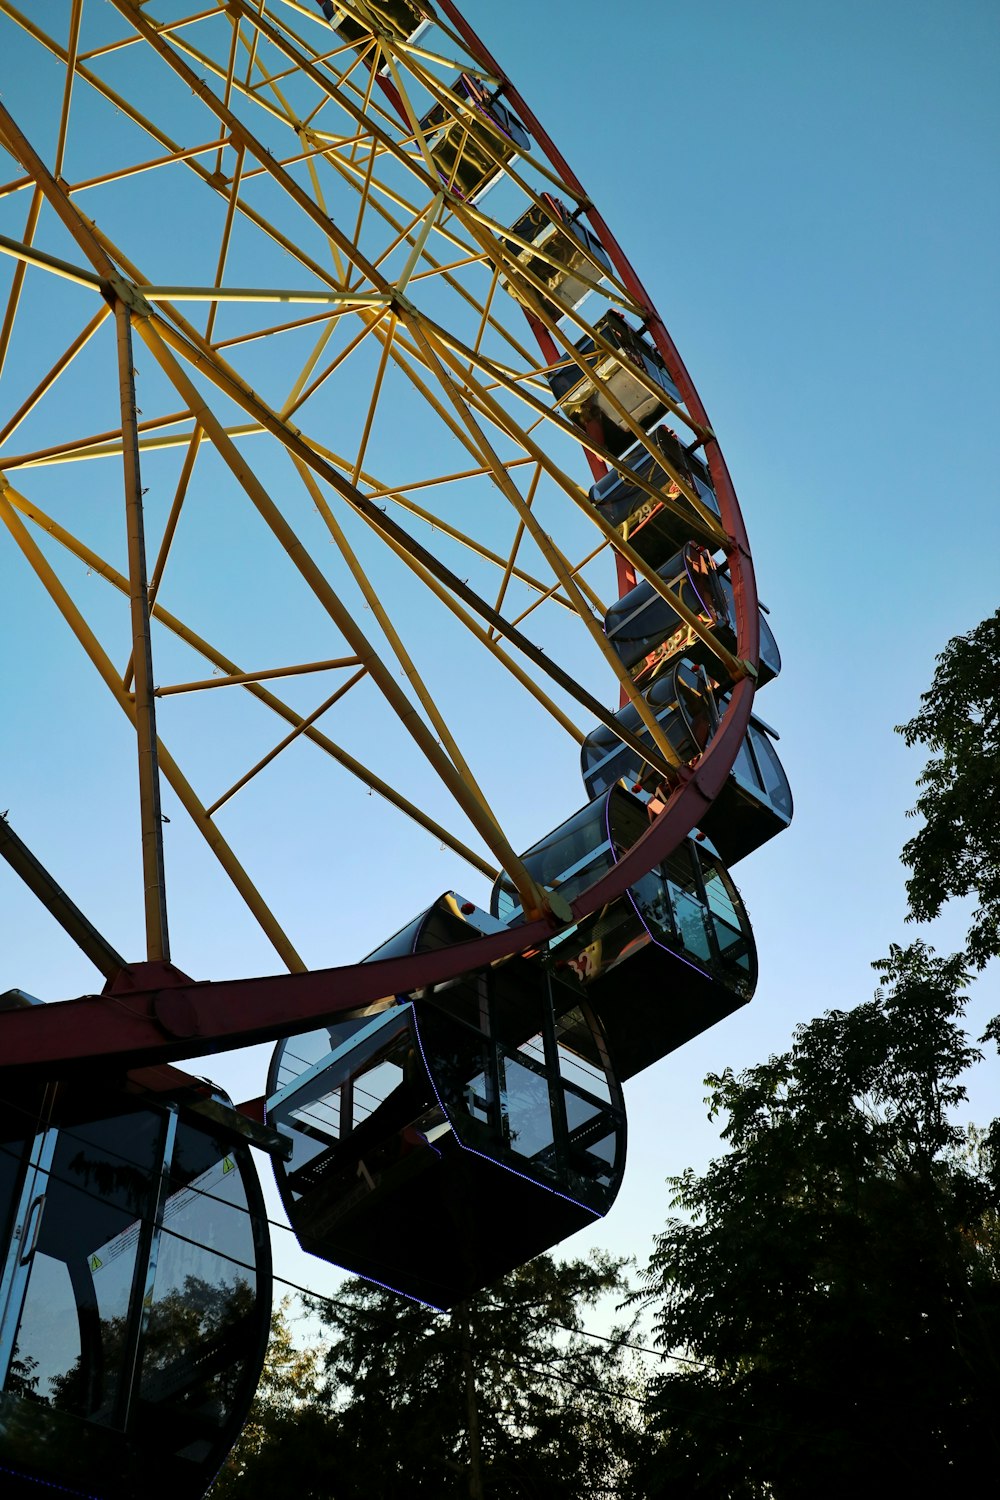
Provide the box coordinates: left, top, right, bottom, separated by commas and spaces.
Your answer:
432, 0, 760, 906
0, 2, 763, 1073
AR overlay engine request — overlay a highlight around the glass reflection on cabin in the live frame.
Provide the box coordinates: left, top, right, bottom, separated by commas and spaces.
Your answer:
717, 572, 782, 686
604, 547, 781, 693
0, 1075, 270, 1500
363, 887, 507, 964
267, 897, 625, 1309
580, 664, 793, 865
604, 544, 733, 689
589, 427, 720, 567
500, 194, 612, 317
420, 74, 531, 201
547, 311, 682, 456
581, 664, 713, 801
491, 788, 757, 1079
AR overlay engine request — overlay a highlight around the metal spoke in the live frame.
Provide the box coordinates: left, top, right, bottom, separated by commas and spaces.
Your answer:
0, 0, 762, 966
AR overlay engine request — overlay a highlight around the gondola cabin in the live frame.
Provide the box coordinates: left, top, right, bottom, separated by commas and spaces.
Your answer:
603, 544, 734, 688
491, 789, 757, 1080
317, 0, 428, 52
547, 310, 682, 456
420, 75, 531, 201
580, 663, 793, 865
500, 194, 612, 317
589, 426, 721, 567
0, 996, 272, 1500
267, 896, 626, 1309
605, 545, 781, 691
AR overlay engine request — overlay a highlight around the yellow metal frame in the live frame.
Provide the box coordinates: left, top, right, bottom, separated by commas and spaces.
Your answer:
0, 0, 748, 965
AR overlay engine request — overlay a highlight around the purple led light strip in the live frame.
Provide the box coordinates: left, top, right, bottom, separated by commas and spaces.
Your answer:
0, 1461, 106, 1500
683, 543, 716, 623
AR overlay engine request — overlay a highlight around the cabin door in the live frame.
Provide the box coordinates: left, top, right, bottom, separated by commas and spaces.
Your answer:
0, 1122, 58, 1397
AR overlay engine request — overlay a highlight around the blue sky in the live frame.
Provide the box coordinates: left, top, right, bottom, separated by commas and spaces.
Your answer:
1, 0, 998, 1308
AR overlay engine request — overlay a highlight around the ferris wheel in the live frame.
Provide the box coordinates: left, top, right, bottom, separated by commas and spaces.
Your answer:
0, 2, 790, 1494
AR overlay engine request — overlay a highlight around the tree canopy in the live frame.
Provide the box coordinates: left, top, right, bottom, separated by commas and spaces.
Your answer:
214, 1253, 648, 1500
212, 1298, 327, 1498
629, 940, 1000, 1497
897, 607, 1000, 967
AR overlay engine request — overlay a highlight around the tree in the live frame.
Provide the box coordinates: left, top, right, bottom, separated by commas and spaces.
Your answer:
211, 1298, 327, 1498
629, 941, 1000, 1498
322, 1252, 645, 1500
897, 608, 1000, 968
218, 1254, 648, 1499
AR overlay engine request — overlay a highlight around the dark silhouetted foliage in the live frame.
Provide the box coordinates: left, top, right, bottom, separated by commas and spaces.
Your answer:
213, 1255, 647, 1499
628, 941, 1000, 1498
897, 608, 1000, 968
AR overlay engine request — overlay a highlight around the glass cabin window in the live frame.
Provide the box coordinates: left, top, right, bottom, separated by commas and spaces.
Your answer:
271, 1011, 412, 1190
416, 966, 623, 1217
272, 1027, 337, 1095
731, 736, 759, 794
562, 1089, 620, 1189
658, 845, 710, 964
422, 1008, 494, 1137
706, 689, 791, 822
554, 1008, 613, 1103
746, 724, 793, 816
0, 1101, 30, 1281
717, 576, 782, 684
515, 1029, 546, 1071
352, 1039, 412, 1131
137, 1122, 263, 1465
499, 1053, 556, 1165
628, 866, 675, 945
668, 885, 714, 965
2, 1110, 163, 1426
696, 855, 752, 974
492, 799, 611, 922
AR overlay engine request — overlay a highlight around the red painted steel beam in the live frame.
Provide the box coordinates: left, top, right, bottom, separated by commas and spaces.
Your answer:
0, 717, 736, 1076
0, 6, 764, 1083
434, 1, 760, 834
0, 926, 553, 1074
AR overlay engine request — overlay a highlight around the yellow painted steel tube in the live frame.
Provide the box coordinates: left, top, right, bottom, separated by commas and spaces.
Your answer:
0, 477, 306, 972
2, 476, 498, 877
133, 314, 547, 916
